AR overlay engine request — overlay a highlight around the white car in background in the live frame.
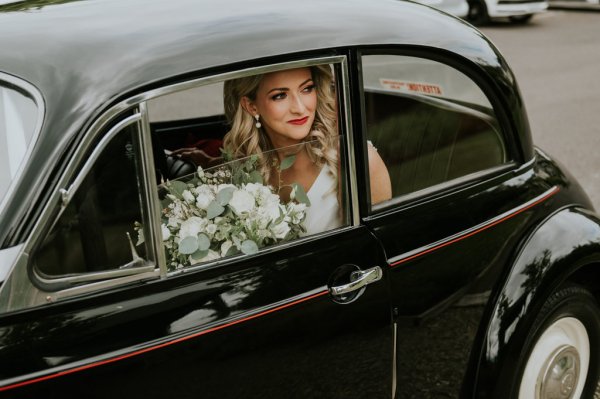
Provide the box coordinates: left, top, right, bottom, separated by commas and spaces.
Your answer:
412, 0, 548, 24
416, 0, 469, 17
466, 0, 548, 24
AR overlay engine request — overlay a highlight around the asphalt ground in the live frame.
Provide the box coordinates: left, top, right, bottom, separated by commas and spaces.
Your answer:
480, 10, 600, 210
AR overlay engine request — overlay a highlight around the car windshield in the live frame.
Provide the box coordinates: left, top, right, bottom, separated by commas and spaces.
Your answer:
0, 81, 39, 207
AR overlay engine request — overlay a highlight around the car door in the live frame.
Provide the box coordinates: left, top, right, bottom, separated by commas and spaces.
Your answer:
354, 51, 542, 398
0, 58, 394, 399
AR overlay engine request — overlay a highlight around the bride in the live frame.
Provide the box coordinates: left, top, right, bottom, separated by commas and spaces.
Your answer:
221, 65, 391, 235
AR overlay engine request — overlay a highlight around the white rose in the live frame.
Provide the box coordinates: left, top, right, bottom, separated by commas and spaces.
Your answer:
258, 202, 280, 224
229, 189, 256, 215
272, 222, 290, 239
182, 190, 195, 204
206, 223, 217, 235
194, 185, 215, 210
179, 216, 207, 238
161, 224, 171, 241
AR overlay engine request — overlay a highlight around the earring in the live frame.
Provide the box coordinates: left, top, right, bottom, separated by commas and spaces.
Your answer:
254, 114, 261, 129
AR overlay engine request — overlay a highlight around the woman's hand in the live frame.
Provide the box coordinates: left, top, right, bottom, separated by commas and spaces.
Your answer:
170, 147, 221, 168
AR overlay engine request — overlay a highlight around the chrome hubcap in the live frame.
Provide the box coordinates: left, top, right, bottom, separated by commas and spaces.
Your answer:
519, 317, 590, 399
539, 345, 580, 399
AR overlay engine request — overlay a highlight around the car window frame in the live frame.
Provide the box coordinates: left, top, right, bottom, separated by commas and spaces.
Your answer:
0, 54, 359, 313
354, 47, 522, 214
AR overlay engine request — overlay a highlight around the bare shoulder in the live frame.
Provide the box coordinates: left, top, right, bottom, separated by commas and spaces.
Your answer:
367, 141, 392, 204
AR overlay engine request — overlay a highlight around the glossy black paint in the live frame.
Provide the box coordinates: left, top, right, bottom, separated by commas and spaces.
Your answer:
0, 0, 527, 247
2, 228, 393, 399
1, 0, 599, 398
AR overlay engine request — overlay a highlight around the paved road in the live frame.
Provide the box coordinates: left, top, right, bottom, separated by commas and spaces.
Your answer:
480, 11, 600, 209
483, 13, 600, 396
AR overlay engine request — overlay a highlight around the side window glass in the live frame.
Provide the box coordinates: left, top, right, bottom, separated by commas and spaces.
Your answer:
32, 124, 150, 279
362, 54, 508, 203
146, 63, 349, 272
0, 81, 39, 206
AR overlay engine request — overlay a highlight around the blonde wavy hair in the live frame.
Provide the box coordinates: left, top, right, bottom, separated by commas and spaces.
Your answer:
222, 65, 338, 185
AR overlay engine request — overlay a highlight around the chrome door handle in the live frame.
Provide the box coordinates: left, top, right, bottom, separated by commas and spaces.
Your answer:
329, 266, 383, 296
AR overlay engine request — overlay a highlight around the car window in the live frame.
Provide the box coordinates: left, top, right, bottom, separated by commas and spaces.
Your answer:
0, 81, 39, 206
146, 63, 350, 272
361, 54, 507, 205
31, 123, 152, 279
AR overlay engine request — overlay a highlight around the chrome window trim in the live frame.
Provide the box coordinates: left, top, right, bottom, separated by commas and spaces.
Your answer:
59, 113, 142, 207
0, 113, 160, 311
138, 102, 168, 277
0, 72, 45, 216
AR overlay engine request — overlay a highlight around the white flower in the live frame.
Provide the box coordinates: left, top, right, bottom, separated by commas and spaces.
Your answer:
182, 190, 195, 204
272, 222, 290, 239
229, 189, 256, 215
179, 216, 207, 239
206, 223, 218, 235
194, 185, 214, 210
161, 224, 171, 241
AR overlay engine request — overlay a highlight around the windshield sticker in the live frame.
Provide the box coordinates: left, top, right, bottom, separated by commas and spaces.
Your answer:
379, 78, 443, 96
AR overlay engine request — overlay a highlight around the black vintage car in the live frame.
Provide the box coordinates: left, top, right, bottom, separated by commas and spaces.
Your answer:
0, 1, 599, 398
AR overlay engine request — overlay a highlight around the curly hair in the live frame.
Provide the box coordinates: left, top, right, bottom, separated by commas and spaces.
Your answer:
222, 65, 338, 185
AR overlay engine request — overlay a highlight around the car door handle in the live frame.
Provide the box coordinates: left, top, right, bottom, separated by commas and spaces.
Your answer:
329, 266, 383, 296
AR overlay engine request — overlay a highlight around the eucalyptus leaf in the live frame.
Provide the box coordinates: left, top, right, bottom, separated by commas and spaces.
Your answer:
195, 233, 210, 251
292, 183, 311, 206
249, 170, 263, 184
190, 249, 208, 261
241, 240, 259, 255
279, 155, 296, 171
169, 180, 188, 198
161, 197, 173, 209
216, 187, 235, 206
221, 148, 233, 162
179, 236, 199, 255
232, 169, 244, 185
225, 245, 239, 257
207, 200, 225, 219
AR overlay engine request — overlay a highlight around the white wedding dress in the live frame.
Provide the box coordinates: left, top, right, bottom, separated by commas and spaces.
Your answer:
303, 164, 342, 236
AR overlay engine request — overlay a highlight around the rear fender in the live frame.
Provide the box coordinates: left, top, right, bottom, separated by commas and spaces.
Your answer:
475, 206, 600, 397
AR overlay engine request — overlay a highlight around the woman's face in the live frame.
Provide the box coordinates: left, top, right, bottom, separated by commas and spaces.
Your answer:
247, 68, 317, 148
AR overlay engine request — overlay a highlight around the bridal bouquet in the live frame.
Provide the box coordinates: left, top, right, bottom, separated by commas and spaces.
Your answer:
137, 155, 309, 271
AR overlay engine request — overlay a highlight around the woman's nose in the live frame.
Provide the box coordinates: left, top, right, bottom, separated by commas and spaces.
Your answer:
289, 94, 306, 114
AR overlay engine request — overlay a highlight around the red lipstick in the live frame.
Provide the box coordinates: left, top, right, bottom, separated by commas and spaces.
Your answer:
288, 116, 309, 125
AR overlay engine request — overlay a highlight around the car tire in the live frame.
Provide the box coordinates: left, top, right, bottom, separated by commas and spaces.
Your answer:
467, 0, 489, 25
509, 14, 533, 24
515, 285, 600, 399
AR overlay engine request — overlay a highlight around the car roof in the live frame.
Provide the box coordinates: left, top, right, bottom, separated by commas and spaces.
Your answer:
0, 0, 528, 245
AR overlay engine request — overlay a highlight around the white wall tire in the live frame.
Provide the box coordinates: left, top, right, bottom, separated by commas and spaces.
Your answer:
516, 285, 600, 399
519, 317, 589, 399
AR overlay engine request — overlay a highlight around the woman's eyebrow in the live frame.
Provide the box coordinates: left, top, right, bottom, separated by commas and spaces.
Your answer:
267, 87, 288, 94
266, 79, 314, 94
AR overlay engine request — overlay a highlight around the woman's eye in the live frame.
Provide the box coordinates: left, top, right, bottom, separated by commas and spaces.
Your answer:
271, 92, 287, 100
302, 85, 315, 93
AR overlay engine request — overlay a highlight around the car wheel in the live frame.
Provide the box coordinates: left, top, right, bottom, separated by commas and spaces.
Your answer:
516, 285, 600, 399
467, 0, 489, 25
509, 14, 533, 24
